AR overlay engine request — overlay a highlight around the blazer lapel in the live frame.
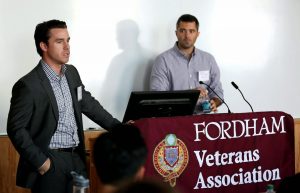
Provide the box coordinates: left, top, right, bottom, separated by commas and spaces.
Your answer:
35, 63, 59, 121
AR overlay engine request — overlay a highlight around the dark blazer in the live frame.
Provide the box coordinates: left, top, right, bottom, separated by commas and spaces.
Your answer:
7, 62, 120, 188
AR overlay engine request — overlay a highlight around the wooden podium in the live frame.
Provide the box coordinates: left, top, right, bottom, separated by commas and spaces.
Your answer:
0, 130, 104, 193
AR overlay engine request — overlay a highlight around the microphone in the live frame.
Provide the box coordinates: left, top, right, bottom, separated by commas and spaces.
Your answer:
231, 81, 254, 112
199, 81, 231, 113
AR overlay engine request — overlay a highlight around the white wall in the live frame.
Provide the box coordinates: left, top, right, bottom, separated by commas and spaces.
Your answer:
1, 0, 300, 133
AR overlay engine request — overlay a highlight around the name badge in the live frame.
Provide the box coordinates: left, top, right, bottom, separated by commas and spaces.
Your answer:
77, 86, 82, 101
198, 70, 210, 82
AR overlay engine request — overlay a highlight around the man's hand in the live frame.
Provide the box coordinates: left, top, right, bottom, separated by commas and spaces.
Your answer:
38, 158, 51, 175
195, 87, 208, 98
210, 97, 222, 112
125, 120, 135, 124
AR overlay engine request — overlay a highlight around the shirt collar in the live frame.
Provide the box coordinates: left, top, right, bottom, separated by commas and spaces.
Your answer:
173, 42, 196, 58
41, 60, 67, 81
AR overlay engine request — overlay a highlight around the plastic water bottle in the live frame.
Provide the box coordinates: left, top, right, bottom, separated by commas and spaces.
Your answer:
71, 171, 89, 193
201, 99, 211, 113
266, 184, 275, 193
195, 96, 211, 114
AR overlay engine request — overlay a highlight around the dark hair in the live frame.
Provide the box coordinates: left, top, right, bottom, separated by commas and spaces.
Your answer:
93, 124, 147, 186
176, 14, 199, 30
277, 173, 300, 193
115, 179, 179, 193
34, 19, 67, 56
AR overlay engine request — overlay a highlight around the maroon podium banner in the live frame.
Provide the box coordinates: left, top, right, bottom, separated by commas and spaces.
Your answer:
135, 111, 295, 193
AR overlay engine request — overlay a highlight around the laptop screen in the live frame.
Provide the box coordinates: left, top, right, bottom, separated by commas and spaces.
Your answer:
122, 90, 200, 123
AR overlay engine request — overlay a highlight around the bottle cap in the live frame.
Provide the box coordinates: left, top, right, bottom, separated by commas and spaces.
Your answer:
266, 184, 274, 190
71, 171, 89, 188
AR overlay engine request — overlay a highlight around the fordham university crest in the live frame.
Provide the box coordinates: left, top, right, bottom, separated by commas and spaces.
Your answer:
153, 134, 189, 187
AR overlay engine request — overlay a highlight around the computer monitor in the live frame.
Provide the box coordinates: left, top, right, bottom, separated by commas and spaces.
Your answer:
122, 90, 200, 123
